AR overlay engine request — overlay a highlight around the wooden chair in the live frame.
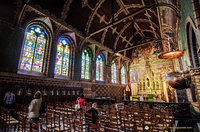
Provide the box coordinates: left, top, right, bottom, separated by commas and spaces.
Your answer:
108, 117, 120, 131
75, 111, 83, 121
3, 109, 19, 131
163, 111, 174, 128
88, 123, 100, 132
102, 105, 109, 116
124, 120, 136, 132
18, 106, 28, 118
97, 115, 107, 131
63, 114, 72, 132
74, 120, 83, 132
45, 112, 55, 131
151, 117, 165, 132
66, 108, 74, 123
119, 110, 128, 130
134, 114, 144, 132
0, 106, 4, 128
85, 113, 92, 125
24, 119, 31, 132
105, 127, 118, 132
31, 122, 40, 132
18, 114, 25, 132
109, 110, 118, 119
46, 105, 54, 113
54, 113, 62, 132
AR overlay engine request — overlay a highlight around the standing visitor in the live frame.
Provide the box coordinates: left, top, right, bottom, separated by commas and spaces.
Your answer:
76, 94, 85, 112
4, 88, 15, 110
28, 91, 42, 123
86, 103, 98, 124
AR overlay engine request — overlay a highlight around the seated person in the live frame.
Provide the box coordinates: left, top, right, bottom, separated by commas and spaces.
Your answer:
86, 103, 98, 124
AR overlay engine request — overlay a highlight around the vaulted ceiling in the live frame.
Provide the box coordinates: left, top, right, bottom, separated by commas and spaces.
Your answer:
30, 0, 180, 59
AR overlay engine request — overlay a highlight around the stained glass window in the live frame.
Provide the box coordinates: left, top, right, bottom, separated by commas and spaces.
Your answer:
96, 55, 104, 81
81, 50, 90, 79
121, 65, 126, 85
19, 26, 47, 72
111, 61, 117, 83
55, 38, 70, 77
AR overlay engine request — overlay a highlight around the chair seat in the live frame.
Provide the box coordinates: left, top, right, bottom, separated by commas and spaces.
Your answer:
47, 124, 55, 128
7, 120, 19, 124
54, 126, 64, 131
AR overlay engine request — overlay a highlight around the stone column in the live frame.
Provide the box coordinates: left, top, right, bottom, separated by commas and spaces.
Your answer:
91, 60, 96, 83
118, 65, 121, 85
73, 51, 82, 81
105, 64, 111, 84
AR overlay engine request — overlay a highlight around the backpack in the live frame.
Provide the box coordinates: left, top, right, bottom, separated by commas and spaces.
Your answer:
39, 101, 46, 114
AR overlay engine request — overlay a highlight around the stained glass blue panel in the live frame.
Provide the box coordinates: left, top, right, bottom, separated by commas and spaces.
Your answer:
20, 26, 47, 72
121, 65, 126, 85
55, 38, 70, 77
96, 55, 104, 81
111, 61, 117, 83
81, 50, 90, 79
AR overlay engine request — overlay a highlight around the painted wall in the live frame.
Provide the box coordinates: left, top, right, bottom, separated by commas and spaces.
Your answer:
178, 0, 195, 70
177, 0, 200, 111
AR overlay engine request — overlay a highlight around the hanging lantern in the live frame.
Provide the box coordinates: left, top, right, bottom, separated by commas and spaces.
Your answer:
158, 50, 184, 59
158, 32, 184, 59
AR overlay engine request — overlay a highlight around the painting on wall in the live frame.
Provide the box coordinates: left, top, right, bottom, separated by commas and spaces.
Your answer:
132, 42, 163, 64
130, 66, 145, 83
151, 43, 163, 58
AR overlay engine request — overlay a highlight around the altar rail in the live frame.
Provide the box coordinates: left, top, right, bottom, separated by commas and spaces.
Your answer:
123, 100, 191, 119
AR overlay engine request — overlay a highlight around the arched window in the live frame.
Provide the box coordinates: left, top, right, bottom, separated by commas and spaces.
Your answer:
19, 25, 47, 73
96, 55, 104, 81
186, 23, 199, 67
81, 50, 91, 79
111, 61, 117, 83
121, 65, 126, 85
54, 37, 71, 77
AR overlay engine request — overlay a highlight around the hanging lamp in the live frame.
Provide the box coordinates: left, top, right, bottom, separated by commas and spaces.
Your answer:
158, 33, 184, 59
158, 50, 184, 59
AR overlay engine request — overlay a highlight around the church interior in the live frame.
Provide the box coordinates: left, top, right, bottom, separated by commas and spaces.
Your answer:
0, 0, 200, 131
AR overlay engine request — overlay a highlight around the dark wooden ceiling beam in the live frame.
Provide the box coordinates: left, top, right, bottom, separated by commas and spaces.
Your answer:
111, 0, 115, 23
88, 3, 180, 38
117, 38, 162, 52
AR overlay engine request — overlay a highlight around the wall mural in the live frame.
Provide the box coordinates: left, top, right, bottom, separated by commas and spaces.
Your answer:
130, 42, 176, 102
